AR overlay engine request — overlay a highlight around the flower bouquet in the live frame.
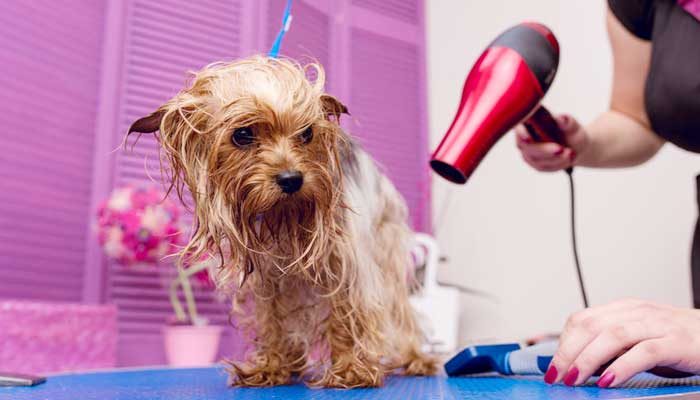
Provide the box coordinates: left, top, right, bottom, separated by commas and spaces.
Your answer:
96, 185, 222, 365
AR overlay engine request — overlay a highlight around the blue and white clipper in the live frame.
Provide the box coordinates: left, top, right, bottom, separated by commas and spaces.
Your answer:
445, 341, 558, 376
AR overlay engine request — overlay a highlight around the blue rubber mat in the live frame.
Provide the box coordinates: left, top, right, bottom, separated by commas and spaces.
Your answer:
2, 366, 700, 399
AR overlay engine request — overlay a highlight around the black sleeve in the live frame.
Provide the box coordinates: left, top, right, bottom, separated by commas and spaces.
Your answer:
608, 0, 655, 40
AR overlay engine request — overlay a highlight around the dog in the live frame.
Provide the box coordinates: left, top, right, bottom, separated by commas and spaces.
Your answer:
127, 56, 436, 388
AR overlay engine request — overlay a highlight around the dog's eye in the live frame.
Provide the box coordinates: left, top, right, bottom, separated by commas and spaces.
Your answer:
300, 126, 313, 144
231, 126, 255, 147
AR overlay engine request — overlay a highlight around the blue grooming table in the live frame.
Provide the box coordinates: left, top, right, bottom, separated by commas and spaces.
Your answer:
3, 366, 700, 399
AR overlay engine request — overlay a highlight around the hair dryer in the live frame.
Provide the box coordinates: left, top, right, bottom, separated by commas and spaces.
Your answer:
430, 22, 566, 184
430, 22, 590, 309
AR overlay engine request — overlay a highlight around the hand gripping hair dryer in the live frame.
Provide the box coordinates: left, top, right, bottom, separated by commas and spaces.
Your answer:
430, 22, 566, 184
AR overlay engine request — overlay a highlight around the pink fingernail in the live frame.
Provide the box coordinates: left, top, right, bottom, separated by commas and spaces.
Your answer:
564, 366, 579, 386
597, 372, 615, 388
559, 115, 571, 129
544, 365, 558, 384
555, 147, 564, 156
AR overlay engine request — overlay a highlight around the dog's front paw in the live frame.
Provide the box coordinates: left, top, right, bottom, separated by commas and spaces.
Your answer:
309, 361, 384, 388
227, 361, 292, 387
402, 353, 438, 376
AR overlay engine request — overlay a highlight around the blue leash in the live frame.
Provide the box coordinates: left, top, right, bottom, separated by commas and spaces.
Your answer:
268, 0, 293, 58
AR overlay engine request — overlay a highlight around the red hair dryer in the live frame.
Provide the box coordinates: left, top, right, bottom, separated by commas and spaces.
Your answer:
431, 22, 566, 184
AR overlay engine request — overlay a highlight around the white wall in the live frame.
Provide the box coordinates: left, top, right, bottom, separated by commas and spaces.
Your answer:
426, 0, 699, 346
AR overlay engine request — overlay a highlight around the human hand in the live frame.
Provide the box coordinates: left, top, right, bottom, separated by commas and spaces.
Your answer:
544, 299, 700, 388
515, 114, 590, 172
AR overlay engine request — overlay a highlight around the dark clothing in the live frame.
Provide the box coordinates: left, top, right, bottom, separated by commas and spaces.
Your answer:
608, 0, 700, 305
608, 0, 700, 152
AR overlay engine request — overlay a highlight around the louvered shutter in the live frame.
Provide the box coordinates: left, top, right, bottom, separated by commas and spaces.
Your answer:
0, 1, 105, 301
346, 0, 429, 231
265, 0, 332, 83
105, 0, 250, 366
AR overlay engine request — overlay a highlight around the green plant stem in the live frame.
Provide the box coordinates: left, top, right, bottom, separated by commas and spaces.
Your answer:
169, 262, 211, 325
178, 265, 199, 325
169, 275, 187, 322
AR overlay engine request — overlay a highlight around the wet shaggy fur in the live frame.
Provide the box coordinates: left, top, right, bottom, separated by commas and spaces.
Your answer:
128, 56, 436, 388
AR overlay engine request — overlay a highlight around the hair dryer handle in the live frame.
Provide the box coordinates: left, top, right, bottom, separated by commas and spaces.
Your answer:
523, 106, 567, 147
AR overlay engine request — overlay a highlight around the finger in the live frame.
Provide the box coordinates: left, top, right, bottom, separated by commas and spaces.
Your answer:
519, 142, 564, 160
562, 148, 576, 164
515, 128, 562, 148
514, 123, 554, 147
570, 320, 660, 385
516, 121, 578, 165
525, 149, 569, 164
548, 324, 602, 384
517, 139, 576, 165
599, 338, 680, 388
522, 152, 571, 172
515, 134, 548, 151
559, 299, 646, 343
515, 125, 533, 143
522, 154, 566, 172
555, 114, 581, 139
555, 114, 573, 130
533, 149, 575, 169
549, 306, 645, 384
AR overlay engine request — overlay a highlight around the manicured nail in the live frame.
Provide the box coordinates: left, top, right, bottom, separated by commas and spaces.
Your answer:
564, 366, 579, 386
564, 115, 571, 127
544, 365, 558, 384
555, 147, 564, 156
559, 115, 571, 129
597, 372, 615, 388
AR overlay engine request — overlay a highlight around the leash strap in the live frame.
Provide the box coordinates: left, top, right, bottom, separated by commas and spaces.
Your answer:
268, 0, 293, 58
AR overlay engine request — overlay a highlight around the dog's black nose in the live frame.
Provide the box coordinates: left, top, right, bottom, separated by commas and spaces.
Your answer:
276, 170, 304, 194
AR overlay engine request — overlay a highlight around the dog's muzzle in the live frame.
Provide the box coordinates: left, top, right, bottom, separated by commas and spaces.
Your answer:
276, 170, 304, 194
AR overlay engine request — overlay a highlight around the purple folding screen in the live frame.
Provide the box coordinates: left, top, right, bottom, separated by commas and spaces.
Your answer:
0, 0, 428, 366
0, 0, 106, 301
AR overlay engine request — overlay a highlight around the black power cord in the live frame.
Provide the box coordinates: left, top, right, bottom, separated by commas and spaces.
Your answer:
523, 109, 588, 307
565, 167, 589, 308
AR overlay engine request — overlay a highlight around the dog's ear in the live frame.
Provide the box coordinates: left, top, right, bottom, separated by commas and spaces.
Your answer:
128, 109, 165, 135
320, 94, 349, 121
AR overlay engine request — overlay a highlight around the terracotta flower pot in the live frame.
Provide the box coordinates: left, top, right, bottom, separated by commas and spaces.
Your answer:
163, 325, 223, 367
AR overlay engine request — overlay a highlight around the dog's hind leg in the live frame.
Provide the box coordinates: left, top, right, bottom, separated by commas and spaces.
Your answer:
372, 175, 438, 376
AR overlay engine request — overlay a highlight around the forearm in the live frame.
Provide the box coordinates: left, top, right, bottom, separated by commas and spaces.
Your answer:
575, 110, 664, 168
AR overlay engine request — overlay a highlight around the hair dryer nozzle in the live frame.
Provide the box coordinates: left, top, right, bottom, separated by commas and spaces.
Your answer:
430, 159, 469, 184
430, 23, 559, 184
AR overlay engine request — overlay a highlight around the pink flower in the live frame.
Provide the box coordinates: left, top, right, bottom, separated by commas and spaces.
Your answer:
194, 269, 215, 288
96, 185, 184, 267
